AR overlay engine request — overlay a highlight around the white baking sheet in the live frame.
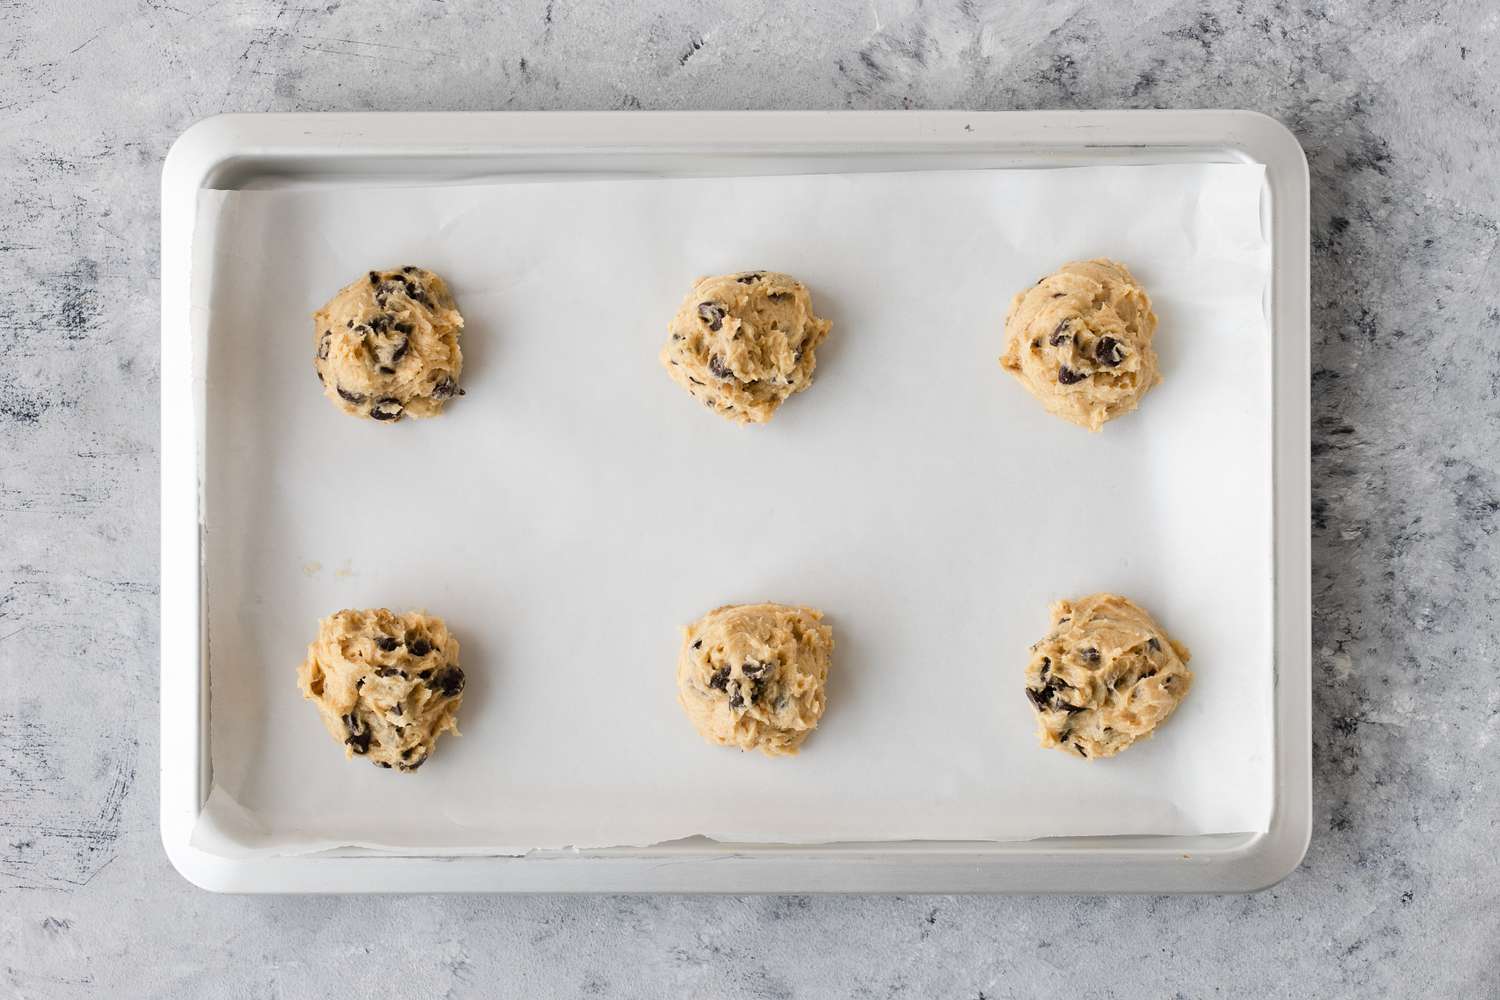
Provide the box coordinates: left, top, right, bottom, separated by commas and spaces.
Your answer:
190, 163, 1273, 857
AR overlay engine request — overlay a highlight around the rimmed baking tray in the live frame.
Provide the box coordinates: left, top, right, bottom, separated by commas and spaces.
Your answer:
160, 110, 1309, 892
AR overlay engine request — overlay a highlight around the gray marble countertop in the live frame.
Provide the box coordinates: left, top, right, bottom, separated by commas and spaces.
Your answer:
3, 0, 1496, 996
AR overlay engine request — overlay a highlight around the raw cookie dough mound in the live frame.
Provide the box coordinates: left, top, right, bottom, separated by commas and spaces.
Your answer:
1022, 593, 1191, 759
297, 608, 466, 771
999, 259, 1160, 431
660, 271, 831, 424
314, 266, 465, 422
676, 602, 833, 756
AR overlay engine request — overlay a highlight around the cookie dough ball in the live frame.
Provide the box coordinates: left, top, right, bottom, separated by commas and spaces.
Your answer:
999, 259, 1160, 431
1023, 593, 1191, 759
676, 602, 833, 756
314, 266, 465, 422
297, 608, 466, 771
660, 271, 831, 424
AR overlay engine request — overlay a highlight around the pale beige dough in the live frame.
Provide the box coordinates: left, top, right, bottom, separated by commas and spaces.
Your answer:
999, 259, 1160, 431
660, 271, 831, 424
314, 266, 465, 421
1022, 593, 1192, 759
676, 603, 834, 756
297, 608, 466, 771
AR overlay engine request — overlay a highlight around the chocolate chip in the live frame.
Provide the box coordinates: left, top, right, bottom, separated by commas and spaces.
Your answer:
1147, 637, 1161, 652
767, 291, 791, 301
396, 279, 427, 305
436, 667, 464, 696
418, 669, 434, 680
390, 337, 409, 363
370, 398, 403, 421
376, 637, 400, 652
687, 376, 704, 386
316, 370, 324, 383
1094, 336, 1123, 366
708, 355, 733, 380
1075, 743, 1088, 758
709, 666, 730, 691
368, 271, 380, 285
1027, 676, 1073, 712
403, 265, 416, 273
346, 319, 354, 328
355, 678, 365, 690
1050, 320, 1071, 346
729, 691, 745, 709
344, 720, 372, 755
692, 639, 702, 649
371, 314, 391, 332
793, 347, 805, 364
394, 321, 414, 335
401, 755, 426, 772
392, 703, 403, 716
431, 375, 457, 400
1080, 647, 1100, 664
337, 387, 367, 404
317, 332, 331, 361
1051, 292, 1064, 298
697, 302, 726, 331
1031, 338, 1041, 350
409, 638, 432, 657
402, 747, 414, 759
375, 667, 400, 677
378, 366, 395, 375
377, 761, 392, 768
742, 662, 765, 676
1057, 366, 1085, 385
736, 272, 764, 284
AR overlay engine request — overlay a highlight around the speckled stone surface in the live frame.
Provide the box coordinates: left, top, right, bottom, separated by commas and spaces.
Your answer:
2, 0, 1497, 996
